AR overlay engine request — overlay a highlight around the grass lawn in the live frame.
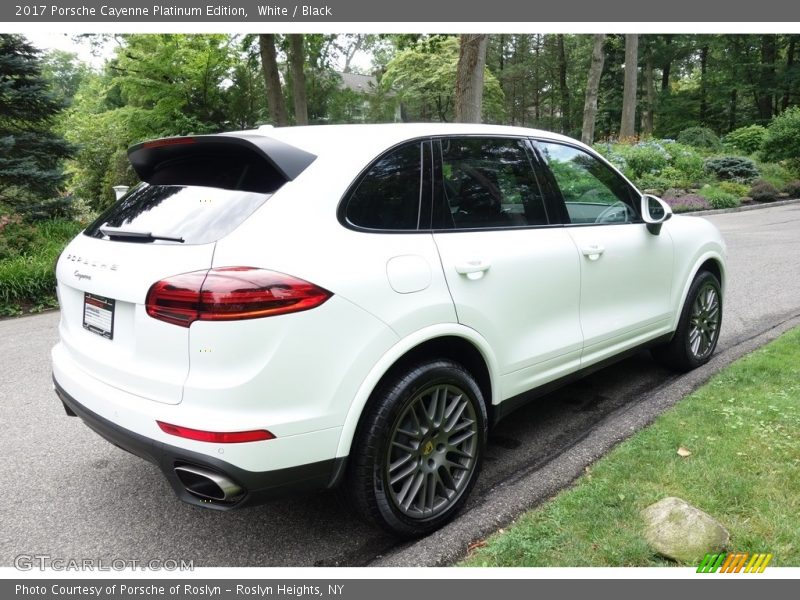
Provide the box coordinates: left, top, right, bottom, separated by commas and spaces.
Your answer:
462, 327, 800, 567
0, 219, 83, 316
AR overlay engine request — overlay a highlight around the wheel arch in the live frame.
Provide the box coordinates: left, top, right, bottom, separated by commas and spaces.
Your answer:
335, 325, 499, 458
697, 256, 724, 290
671, 250, 726, 333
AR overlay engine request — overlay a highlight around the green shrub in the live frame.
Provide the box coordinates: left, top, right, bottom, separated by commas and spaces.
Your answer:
677, 126, 722, 151
0, 218, 83, 313
68, 196, 99, 226
593, 143, 627, 172
783, 180, 800, 197
748, 180, 779, 202
724, 125, 767, 155
704, 156, 760, 182
0, 218, 37, 261
637, 169, 704, 193
618, 142, 670, 178
710, 196, 741, 210
717, 181, 750, 197
634, 173, 671, 193
698, 186, 741, 210
756, 161, 794, 188
594, 139, 740, 191
34, 218, 85, 241
0, 213, 22, 231
0, 255, 58, 309
672, 153, 706, 183
18, 195, 76, 222
761, 106, 800, 163
659, 142, 708, 184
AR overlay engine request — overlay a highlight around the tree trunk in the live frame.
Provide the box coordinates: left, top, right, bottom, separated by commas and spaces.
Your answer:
782, 36, 796, 112
699, 45, 709, 124
258, 34, 288, 126
454, 34, 489, 123
533, 34, 541, 122
342, 34, 364, 74
581, 34, 606, 145
727, 35, 740, 131
287, 34, 308, 125
757, 35, 777, 122
661, 34, 673, 92
641, 44, 655, 136
620, 34, 639, 139
557, 34, 571, 134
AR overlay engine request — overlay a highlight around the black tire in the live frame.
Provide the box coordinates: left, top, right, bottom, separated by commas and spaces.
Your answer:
344, 359, 487, 538
652, 270, 722, 372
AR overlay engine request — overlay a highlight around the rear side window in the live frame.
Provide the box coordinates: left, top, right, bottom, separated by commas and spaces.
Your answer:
84, 184, 269, 245
437, 137, 548, 229
343, 142, 423, 230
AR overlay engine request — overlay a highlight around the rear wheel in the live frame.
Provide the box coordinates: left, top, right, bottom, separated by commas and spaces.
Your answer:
652, 270, 722, 371
345, 359, 487, 538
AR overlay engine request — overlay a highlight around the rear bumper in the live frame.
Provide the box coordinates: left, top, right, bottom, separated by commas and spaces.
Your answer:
54, 379, 346, 510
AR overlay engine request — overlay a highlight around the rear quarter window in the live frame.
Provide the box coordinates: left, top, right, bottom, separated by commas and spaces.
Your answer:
342, 142, 423, 231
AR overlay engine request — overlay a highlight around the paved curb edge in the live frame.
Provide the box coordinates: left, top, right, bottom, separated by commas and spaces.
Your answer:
685, 197, 800, 217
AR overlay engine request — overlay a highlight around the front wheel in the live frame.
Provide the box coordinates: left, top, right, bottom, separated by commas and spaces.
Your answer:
652, 270, 722, 371
345, 359, 487, 538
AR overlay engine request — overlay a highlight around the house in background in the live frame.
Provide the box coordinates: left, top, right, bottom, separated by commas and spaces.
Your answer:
332, 71, 402, 123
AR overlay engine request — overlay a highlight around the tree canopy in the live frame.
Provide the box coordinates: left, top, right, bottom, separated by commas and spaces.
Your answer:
4, 33, 800, 213
0, 34, 74, 207
382, 36, 504, 123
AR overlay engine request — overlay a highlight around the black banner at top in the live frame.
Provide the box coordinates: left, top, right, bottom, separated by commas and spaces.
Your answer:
3, 0, 800, 23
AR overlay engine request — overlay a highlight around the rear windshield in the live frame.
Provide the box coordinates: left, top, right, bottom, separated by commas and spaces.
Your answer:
84, 184, 270, 245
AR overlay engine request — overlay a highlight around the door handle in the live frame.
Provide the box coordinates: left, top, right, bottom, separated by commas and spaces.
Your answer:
581, 244, 605, 261
455, 260, 491, 279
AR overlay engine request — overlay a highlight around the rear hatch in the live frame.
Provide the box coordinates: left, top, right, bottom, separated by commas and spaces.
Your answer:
56, 134, 316, 404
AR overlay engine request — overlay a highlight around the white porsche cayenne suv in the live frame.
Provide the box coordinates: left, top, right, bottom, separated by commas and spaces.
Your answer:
52, 124, 725, 537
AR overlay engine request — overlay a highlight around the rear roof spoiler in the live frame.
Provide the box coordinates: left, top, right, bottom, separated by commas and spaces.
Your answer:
127, 133, 317, 184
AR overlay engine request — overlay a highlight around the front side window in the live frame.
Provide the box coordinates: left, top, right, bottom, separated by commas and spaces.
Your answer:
344, 142, 423, 230
438, 137, 548, 229
535, 141, 640, 225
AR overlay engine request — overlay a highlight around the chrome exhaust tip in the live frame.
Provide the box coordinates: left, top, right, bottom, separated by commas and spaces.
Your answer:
174, 465, 243, 503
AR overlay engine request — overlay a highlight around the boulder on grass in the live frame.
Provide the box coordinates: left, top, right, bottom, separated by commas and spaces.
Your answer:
641, 497, 729, 563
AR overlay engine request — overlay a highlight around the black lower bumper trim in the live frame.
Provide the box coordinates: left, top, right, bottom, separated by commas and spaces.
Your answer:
54, 377, 346, 510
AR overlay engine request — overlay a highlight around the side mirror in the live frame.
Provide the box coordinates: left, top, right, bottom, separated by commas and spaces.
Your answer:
641, 194, 673, 235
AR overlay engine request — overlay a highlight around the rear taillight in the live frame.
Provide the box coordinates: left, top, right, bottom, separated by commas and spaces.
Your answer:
145, 267, 331, 327
157, 421, 274, 443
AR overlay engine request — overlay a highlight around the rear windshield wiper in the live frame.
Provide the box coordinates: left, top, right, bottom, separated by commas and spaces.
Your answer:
99, 227, 185, 243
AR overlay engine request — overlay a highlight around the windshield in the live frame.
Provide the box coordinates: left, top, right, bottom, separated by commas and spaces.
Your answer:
84, 184, 270, 245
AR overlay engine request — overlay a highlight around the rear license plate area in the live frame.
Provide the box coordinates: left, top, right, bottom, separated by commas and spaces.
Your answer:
83, 293, 115, 340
